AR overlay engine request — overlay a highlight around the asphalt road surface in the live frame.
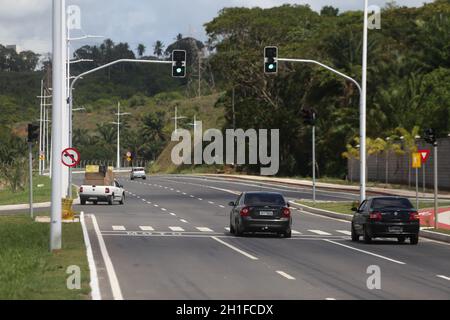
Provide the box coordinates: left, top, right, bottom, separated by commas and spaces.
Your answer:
74, 174, 450, 300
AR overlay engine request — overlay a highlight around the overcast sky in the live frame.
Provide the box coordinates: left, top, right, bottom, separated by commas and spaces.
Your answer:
0, 0, 433, 55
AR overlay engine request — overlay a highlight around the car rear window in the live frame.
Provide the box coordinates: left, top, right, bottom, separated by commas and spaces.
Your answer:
133, 168, 144, 172
371, 198, 414, 210
244, 193, 285, 206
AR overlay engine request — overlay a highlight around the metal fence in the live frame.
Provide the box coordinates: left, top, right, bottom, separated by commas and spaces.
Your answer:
349, 137, 450, 190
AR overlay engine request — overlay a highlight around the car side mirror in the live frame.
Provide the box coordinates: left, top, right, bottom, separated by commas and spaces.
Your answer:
228, 201, 236, 207
351, 207, 358, 212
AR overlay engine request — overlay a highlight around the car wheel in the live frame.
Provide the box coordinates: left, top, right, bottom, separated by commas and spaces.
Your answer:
363, 226, 372, 244
93, 201, 98, 205
80, 199, 86, 206
235, 220, 244, 237
410, 234, 419, 245
143, 177, 147, 180
397, 236, 406, 244
351, 224, 359, 242
119, 194, 125, 205
108, 196, 114, 206
283, 230, 292, 238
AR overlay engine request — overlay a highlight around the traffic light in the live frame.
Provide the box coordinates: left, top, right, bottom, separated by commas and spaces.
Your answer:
27, 123, 39, 143
172, 50, 186, 78
302, 109, 316, 126
424, 128, 437, 146
264, 46, 278, 74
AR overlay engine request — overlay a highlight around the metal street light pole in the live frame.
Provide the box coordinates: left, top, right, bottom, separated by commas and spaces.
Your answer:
50, 0, 67, 251
113, 102, 131, 170
360, 0, 369, 203
312, 121, 316, 204
434, 143, 438, 229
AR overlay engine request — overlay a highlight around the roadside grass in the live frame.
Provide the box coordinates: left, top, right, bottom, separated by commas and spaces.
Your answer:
297, 200, 450, 215
0, 175, 51, 205
0, 214, 90, 300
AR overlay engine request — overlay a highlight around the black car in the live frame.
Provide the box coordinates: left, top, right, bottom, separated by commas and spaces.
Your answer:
229, 192, 292, 238
351, 197, 420, 245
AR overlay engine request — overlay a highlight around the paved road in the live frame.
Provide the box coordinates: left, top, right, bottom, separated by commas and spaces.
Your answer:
74, 174, 450, 300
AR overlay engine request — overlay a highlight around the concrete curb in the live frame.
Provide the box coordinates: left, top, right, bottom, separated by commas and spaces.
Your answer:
0, 198, 80, 212
201, 174, 450, 199
292, 202, 450, 244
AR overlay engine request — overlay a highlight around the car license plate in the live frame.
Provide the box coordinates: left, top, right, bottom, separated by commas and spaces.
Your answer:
389, 227, 403, 233
260, 211, 274, 216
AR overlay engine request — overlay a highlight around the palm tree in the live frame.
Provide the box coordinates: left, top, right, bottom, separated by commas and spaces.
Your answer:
137, 44, 146, 58
153, 41, 165, 58
396, 126, 421, 187
342, 141, 360, 183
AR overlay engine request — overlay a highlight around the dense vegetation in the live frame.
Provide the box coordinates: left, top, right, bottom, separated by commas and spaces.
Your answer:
205, 0, 450, 176
1, 0, 449, 188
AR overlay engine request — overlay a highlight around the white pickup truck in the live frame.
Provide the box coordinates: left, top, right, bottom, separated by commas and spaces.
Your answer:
79, 180, 125, 205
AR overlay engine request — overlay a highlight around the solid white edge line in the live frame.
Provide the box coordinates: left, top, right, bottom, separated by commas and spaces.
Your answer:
91, 214, 124, 300
211, 236, 259, 260
276, 271, 296, 280
437, 275, 450, 281
80, 212, 102, 300
324, 239, 406, 265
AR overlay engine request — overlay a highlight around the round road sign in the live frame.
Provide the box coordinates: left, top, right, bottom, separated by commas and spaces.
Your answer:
61, 148, 81, 168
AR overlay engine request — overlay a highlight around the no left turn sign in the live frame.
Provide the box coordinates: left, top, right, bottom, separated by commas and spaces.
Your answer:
61, 148, 81, 168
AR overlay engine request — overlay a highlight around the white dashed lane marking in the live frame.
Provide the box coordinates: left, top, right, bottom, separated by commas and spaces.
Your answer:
169, 226, 185, 232
112, 226, 126, 231
139, 226, 155, 231
276, 271, 296, 280
336, 230, 352, 236
309, 230, 332, 236
196, 227, 214, 233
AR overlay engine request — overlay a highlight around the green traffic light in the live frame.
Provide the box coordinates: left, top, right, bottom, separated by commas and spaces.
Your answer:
177, 68, 182, 74
269, 64, 274, 70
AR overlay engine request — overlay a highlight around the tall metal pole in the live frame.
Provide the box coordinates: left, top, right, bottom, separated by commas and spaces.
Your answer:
434, 144, 438, 229
423, 162, 426, 194
28, 142, 34, 219
415, 167, 419, 210
50, 0, 66, 251
360, 0, 369, 203
312, 124, 316, 204
43, 106, 47, 172
117, 102, 121, 170
39, 80, 44, 175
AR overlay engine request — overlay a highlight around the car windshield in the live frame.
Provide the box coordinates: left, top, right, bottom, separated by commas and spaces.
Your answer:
244, 193, 285, 206
133, 168, 144, 172
371, 198, 414, 210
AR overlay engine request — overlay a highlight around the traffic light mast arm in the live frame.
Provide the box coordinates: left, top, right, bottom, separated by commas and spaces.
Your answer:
277, 58, 362, 95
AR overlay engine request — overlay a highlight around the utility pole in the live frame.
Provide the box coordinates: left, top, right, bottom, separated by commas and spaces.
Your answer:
172, 106, 187, 133
50, 0, 67, 251
111, 102, 131, 170
433, 144, 438, 229
29, 141, 34, 218
312, 122, 316, 204
360, 0, 369, 203
39, 80, 44, 175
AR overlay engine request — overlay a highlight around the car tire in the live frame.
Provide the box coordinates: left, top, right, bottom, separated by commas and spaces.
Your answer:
363, 226, 372, 244
410, 234, 419, 245
351, 224, 359, 242
398, 236, 406, 244
283, 230, 292, 238
143, 177, 147, 180
80, 199, 86, 206
119, 194, 125, 205
108, 196, 113, 206
235, 220, 244, 237
229, 223, 235, 234
93, 201, 98, 205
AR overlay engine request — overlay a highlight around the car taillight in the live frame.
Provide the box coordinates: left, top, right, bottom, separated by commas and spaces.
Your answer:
409, 211, 420, 221
79, 187, 83, 193
282, 207, 291, 218
369, 211, 382, 221
105, 188, 110, 194
240, 207, 250, 217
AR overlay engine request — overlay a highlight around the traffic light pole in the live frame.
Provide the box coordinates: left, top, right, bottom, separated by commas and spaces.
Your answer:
434, 144, 438, 230
67, 58, 172, 196
278, 58, 365, 202
312, 124, 316, 204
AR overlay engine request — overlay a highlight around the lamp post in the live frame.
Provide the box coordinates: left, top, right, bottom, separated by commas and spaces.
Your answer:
111, 102, 131, 170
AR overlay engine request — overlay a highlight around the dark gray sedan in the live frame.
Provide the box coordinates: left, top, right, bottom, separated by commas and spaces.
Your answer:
229, 192, 292, 238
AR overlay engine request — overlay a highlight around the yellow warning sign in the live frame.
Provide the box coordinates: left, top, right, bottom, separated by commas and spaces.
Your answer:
412, 153, 422, 169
